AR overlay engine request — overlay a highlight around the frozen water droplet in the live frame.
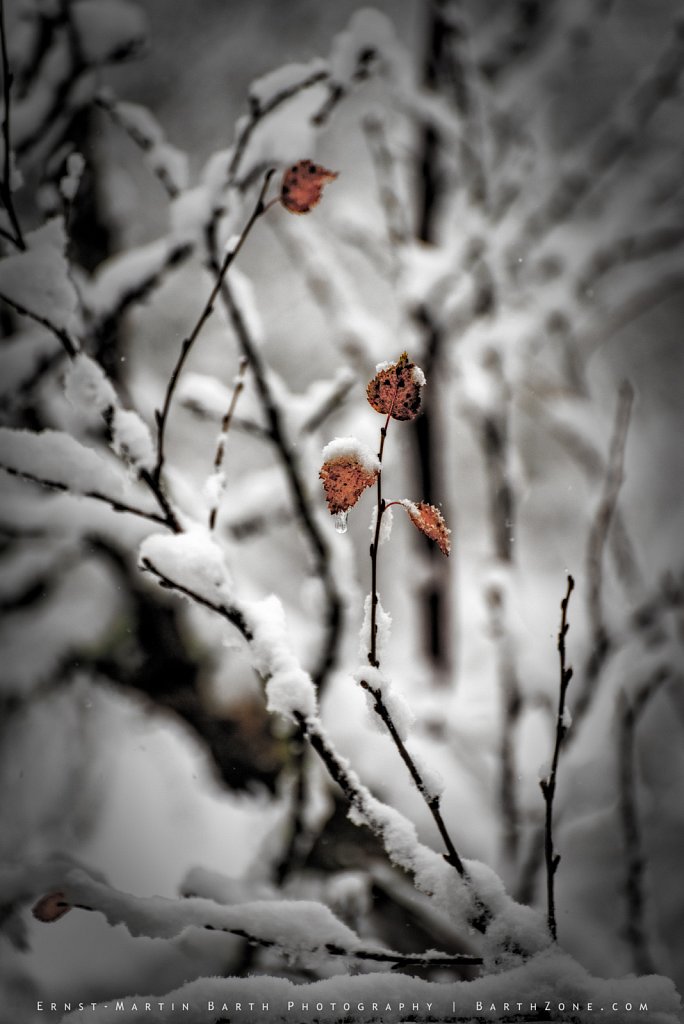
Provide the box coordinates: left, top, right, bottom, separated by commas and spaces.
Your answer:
334, 509, 348, 534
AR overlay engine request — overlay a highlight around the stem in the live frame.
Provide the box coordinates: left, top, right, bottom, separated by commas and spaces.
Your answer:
358, 676, 466, 877
0, 0, 25, 250
152, 169, 275, 489
363, 411, 471, 881
369, 413, 391, 668
540, 573, 575, 941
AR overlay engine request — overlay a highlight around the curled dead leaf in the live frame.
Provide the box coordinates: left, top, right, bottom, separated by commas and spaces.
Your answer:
281, 160, 338, 214
366, 353, 425, 421
320, 455, 378, 515
403, 500, 451, 556
32, 891, 71, 923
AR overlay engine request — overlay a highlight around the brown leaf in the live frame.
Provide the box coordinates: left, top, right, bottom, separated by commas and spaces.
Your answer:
32, 891, 71, 923
404, 500, 451, 556
366, 353, 425, 421
320, 455, 378, 515
281, 160, 338, 214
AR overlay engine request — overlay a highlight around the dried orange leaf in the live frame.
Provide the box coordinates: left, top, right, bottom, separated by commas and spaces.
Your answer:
281, 160, 338, 214
403, 500, 451, 556
320, 438, 380, 515
320, 456, 378, 515
32, 891, 71, 923
366, 352, 425, 421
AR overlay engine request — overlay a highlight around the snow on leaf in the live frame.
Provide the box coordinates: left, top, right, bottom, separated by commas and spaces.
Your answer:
32, 891, 71, 923
366, 352, 425, 421
402, 499, 451, 556
320, 437, 379, 515
281, 160, 338, 214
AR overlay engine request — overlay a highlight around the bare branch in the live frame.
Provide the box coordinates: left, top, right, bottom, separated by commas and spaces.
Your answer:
208, 356, 249, 531
0, 0, 25, 250
520, 16, 684, 248
0, 291, 79, 357
540, 573, 574, 942
0, 462, 168, 527
94, 92, 181, 199
573, 382, 633, 729
140, 557, 253, 641
152, 169, 275, 490
486, 582, 523, 861
217, 276, 343, 689
618, 668, 671, 974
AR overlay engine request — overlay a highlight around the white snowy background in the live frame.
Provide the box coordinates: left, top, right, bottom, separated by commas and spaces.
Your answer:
0, 1, 683, 1022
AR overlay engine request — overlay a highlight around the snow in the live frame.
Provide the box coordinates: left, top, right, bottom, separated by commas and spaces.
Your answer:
202, 469, 226, 510
57, 961, 683, 1024
0, 327, 59, 399
329, 8, 399, 83
63, 353, 117, 414
59, 152, 85, 202
110, 100, 188, 194
85, 238, 184, 320
71, 1, 147, 64
0, 219, 80, 335
321, 437, 380, 475
248, 59, 328, 107
170, 186, 211, 245
228, 267, 264, 347
368, 503, 393, 544
139, 527, 234, 609
359, 593, 392, 660
244, 595, 318, 720
0, 427, 124, 497
111, 408, 155, 471
412, 364, 426, 387
177, 372, 236, 420
409, 751, 444, 801
352, 666, 415, 743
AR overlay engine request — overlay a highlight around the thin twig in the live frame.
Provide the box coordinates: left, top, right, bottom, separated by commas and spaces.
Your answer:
617, 668, 669, 975
208, 356, 248, 531
51, 892, 482, 969
364, 411, 467, 878
0, 0, 25, 250
91, 241, 193, 341
273, 726, 308, 885
573, 382, 633, 729
362, 113, 409, 251
0, 291, 79, 357
520, 15, 684, 249
152, 170, 275, 489
358, 676, 466, 877
0, 463, 169, 527
217, 276, 342, 689
486, 582, 522, 862
140, 558, 253, 641
94, 92, 180, 199
135, 552, 487, 931
540, 573, 574, 942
